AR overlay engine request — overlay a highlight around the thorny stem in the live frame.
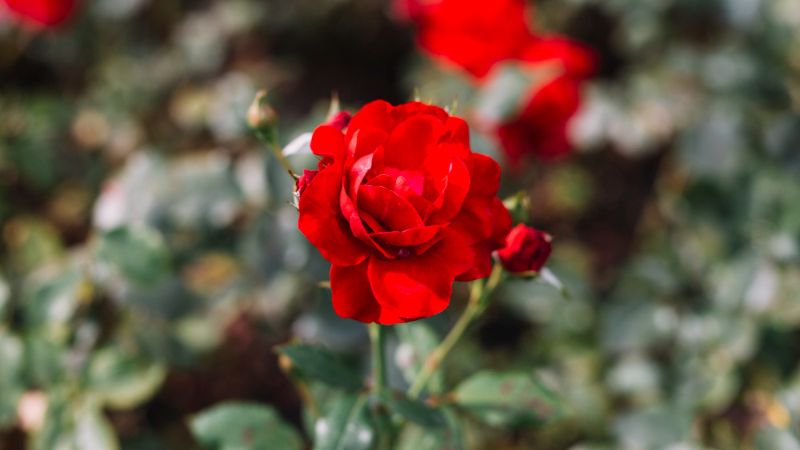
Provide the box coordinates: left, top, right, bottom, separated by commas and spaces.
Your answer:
408, 264, 505, 399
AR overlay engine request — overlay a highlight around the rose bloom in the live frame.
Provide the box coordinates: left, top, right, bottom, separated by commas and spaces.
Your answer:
496, 75, 584, 162
2, 0, 77, 27
496, 224, 552, 274
496, 40, 597, 162
298, 100, 512, 324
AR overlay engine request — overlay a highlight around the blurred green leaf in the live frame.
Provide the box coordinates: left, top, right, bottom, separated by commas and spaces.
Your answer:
395, 322, 442, 393
0, 331, 24, 426
23, 267, 86, 342
452, 371, 561, 428
0, 275, 9, 320
87, 348, 167, 410
278, 344, 362, 390
96, 226, 171, 286
313, 394, 374, 450
394, 408, 465, 450
190, 402, 303, 450
380, 391, 444, 428
32, 396, 120, 450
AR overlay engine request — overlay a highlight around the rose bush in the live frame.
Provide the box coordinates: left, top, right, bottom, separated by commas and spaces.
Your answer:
2, 0, 77, 27
297, 100, 511, 324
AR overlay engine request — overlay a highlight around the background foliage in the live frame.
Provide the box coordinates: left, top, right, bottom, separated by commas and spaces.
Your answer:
1, 0, 800, 448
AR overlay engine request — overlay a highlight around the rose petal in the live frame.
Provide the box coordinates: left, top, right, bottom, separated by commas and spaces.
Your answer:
330, 261, 380, 322
372, 225, 442, 248
298, 166, 369, 266
385, 115, 443, 170
368, 232, 473, 320
310, 125, 346, 162
358, 184, 424, 231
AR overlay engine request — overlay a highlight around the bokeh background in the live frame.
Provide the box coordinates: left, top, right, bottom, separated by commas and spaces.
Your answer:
2, 0, 800, 449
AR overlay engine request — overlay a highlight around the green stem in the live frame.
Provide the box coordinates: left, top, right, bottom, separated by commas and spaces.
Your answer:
408, 264, 504, 398
268, 141, 299, 180
369, 323, 393, 450
369, 323, 387, 393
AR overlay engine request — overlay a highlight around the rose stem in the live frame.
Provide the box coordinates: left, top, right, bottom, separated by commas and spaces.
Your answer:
369, 323, 388, 394
408, 264, 505, 399
369, 323, 394, 449
267, 141, 300, 181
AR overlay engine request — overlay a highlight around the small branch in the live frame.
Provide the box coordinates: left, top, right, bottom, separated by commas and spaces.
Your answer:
408, 264, 505, 399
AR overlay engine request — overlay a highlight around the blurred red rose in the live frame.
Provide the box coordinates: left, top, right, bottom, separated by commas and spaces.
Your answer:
2, 0, 77, 27
496, 75, 584, 162
298, 100, 511, 324
496, 224, 552, 274
397, 0, 533, 79
496, 39, 597, 162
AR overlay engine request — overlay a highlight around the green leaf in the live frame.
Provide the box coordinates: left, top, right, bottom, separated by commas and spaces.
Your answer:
31, 396, 120, 450
313, 394, 374, 450
74, 401, 121, 450
22, 267, 86, 342
395, 322, 442, 394
755, 426, 800, 450
190, 402, 303, 450
278, 344, 363, 391
87, 348, 167, 410
381, 392, 444, 428
0, 274, 9, 321
96, 226, 171, 286
0, 332, 24, 426
452, 371, 561, 428
395, 408, 465, 450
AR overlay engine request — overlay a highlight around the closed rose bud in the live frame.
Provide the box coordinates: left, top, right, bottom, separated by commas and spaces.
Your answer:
247, 90, 278, 137
496, 224, 552, 274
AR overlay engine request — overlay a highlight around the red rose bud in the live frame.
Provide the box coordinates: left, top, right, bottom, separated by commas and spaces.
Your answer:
497, 224, 552, 274
297, 100, 512, 324
3, 0, 77, 27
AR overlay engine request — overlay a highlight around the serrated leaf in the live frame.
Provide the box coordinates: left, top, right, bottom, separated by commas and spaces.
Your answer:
453, 371, 561, 428
395, 322, 442, 393
381, 392, 444, 428
96, 226, 171, 286
313, 394, 374, 450
278, 344, 362, 390
190, 402, 303, 450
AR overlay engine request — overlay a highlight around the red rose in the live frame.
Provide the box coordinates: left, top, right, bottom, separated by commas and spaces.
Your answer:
2, 0, 77, 27
397, 0, 533, 79
496, 75, 584, 162
298, 100, 511, 324
496, 224, 552, 274
494, 39, 596, 162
